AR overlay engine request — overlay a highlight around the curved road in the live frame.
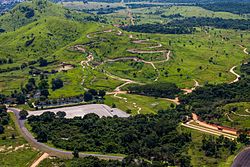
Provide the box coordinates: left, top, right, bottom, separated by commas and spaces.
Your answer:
9, 108, 124, 161
231, 147, 250, 167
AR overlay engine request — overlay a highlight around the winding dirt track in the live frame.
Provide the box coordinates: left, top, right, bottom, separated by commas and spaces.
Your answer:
229, 66, 240, 84
239, 44, 249, 55
30, 153, 49, 167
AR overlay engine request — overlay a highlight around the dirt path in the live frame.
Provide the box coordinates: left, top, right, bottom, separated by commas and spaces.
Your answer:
238, 44, 249, 55
164, 97, 180, 105
127, 49, 167, 54
30, 153, 49, 167
182, 79, 200, 95
225, 113, 234, 122
229, 66, 240, 83
182, 121, 237, 140
81, 53, 94, 69
232, 111, 250, 117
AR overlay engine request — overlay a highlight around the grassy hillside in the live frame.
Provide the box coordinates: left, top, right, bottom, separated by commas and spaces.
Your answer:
0, 113, 40, 167
0, 16, 102, 94
0, 0, 67, 32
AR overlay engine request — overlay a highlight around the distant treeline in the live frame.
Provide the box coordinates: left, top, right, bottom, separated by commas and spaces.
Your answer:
122, 17, 250, 34
55, 0, 250, 3
127, 82, 181, 99
122, 24, 195, 34
161, 14, 183, 19
241, 62, 250, 76
197, 2, 250, 14
126, 3, 165, 9
82, 6, 125, 15
169, 17, 250, 30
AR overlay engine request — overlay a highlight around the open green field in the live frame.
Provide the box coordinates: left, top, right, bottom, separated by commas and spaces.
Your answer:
0, 113, 40, 167
105, 94, 174, 115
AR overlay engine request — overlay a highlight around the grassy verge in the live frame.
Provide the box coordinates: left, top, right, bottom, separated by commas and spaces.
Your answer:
0, 113, 40, 167
179, 126, 243, 167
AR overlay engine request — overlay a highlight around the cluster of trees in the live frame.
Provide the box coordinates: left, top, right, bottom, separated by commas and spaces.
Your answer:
240, 62, 250, 76
123, 15, 250, 34
51, 78, 63, 91
122, 24, 195, 34
198, 2, 250, 14
160, 14, 183, 19
127, 82, 181, 99
169, 17, 250, 30
0, 105, 9, 134
28, 110, 192, 166
201, 136, 237, 157
38, 57, 48, 67
83, 89, 106, 102
126, 3, 165, 9
19, 6, 35, 18
179, 78, 250, 122
0, 58, 13, 65
82, 7, 125, 15
0, 57, 48, 74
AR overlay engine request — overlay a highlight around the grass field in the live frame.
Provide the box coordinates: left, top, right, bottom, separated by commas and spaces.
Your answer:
0, 113, 40, 167
105, 94, 174, 115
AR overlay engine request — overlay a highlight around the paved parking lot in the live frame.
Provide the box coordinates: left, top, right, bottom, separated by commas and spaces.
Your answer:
28, 104, 130, 118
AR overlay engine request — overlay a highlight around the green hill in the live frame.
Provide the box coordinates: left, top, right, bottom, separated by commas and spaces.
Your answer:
0, 0, 68, 32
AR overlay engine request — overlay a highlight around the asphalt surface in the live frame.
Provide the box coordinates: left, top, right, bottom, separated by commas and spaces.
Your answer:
231, 148, 250, 167
9, 108, 125, 160
28, 104, 130, 118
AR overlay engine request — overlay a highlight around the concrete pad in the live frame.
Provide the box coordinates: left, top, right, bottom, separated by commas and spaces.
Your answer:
28, 104, 130, 118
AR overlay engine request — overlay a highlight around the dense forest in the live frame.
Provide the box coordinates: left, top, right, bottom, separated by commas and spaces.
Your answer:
0, 105, 9, 134
28, 110, 192, 166
169, 17, 250, 30
122, 24, 195, 34
127, 82, 181, 99
198, 2, 250, 14
240, 62, 250, 76
122, 17, 250, 34
179, 78, 250, 122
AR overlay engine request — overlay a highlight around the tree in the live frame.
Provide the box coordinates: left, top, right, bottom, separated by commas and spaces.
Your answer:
38, 57, 48, 67
37, 130, 48, 142
237, 133, 249, 144
40, 89, 49, 98
73, 148, 79, 158
16, 93, 26, 104
56, 111, 66, 119
52, 78, 63, 91
0, 124, 4, 134
98, 90, 106, 98
84, 92, 93, 102
88, 89, 98, 96
19, 110, 29, 120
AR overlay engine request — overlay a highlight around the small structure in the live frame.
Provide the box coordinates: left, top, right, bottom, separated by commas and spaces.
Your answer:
192, 113, 238, 135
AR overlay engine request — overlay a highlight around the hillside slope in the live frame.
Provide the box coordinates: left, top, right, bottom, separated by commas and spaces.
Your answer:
0, 0, 71, 32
